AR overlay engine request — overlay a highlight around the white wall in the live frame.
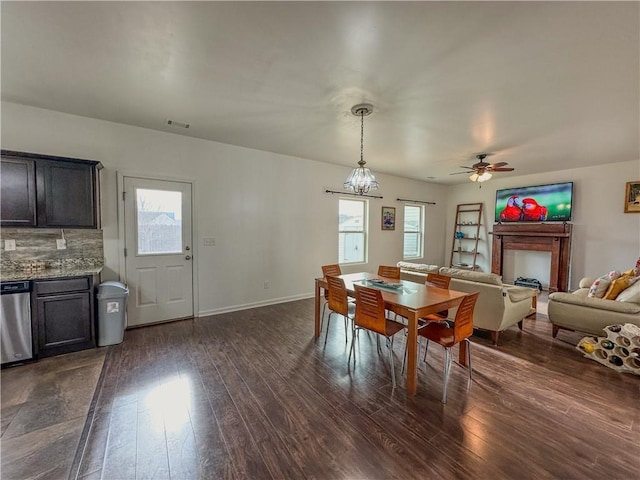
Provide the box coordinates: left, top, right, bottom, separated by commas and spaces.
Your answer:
3, 101, 637, 308
1, 102, 448, 315
446, 162, 640, 289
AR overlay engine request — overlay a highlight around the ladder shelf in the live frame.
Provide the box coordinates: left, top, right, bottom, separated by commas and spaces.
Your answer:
450, 202, 483, 270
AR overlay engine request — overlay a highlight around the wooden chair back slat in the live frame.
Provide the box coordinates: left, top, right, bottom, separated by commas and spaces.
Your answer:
326, 276, 350, 316
322, 264, 342, 300
377, 265, 400, 280
453, 292, 479, 343
354, 285, 387, 335
322, 264, 342, 277
425, 273, 451, 289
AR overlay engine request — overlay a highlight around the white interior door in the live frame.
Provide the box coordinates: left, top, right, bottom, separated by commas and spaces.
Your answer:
123, 177, 193, 327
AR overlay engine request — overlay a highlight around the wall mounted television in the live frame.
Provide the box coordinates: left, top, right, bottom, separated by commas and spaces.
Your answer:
495, 182, 573, 222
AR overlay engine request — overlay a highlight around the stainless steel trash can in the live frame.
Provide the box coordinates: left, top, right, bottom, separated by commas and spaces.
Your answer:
97, 281, 129, 346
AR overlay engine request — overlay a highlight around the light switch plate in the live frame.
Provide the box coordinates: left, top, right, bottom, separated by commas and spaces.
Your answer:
56, 239, 67, 250
203, 238, 216, 246
4, 239, 16, 251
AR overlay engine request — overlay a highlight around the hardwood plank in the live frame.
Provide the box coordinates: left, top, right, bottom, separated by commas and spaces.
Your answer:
100, 401, 137, 479
189, 339, 273, 479
0, 416, 85, 480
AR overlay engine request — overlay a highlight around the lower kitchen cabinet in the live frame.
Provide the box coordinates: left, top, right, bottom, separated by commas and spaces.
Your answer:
32, 276, 96, 357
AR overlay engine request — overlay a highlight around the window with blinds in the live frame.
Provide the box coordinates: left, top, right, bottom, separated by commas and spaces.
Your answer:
338, 198, 367, 264
403, 204, 424, 259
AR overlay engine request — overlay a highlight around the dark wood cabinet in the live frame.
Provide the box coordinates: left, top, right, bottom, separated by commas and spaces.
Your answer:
33, 276, 96, 358
1, 150, 102, 228
36, 160, 97, 227
0, 156, 37, 227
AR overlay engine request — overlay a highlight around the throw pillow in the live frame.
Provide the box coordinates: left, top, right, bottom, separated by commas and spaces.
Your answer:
604, 274, 639, 300
634, 257, 640, 277
587, 271, 622, 298
588, 277, 611, 298
587, 272, 620, 298
616, 280, 640, 303
607, 270, 622, 281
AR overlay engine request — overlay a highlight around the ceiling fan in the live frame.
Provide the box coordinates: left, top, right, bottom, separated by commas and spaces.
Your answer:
450, 153, 514, 183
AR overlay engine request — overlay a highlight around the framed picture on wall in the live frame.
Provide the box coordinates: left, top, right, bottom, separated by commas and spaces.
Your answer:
624, 181, 640, 213
381, 206, 395, 230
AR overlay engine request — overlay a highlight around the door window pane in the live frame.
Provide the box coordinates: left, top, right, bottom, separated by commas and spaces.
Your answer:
136, 189, 182, 254
339, 199, 367, 263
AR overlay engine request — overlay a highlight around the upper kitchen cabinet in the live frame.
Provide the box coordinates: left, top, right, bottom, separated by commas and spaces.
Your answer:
0, 155, 37, 227
1, 150, 102, 228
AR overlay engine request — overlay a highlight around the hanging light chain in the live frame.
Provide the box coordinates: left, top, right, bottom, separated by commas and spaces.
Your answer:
360, 108, 365, 164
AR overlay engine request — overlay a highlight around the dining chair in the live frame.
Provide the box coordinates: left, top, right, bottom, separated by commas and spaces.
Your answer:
324, 275, 355, 346
377, 265, 402, 320
321, 264, 343, 329
401, 272, 454, 372
377, 265, 401, 280
419, 291, 479, 403
422, 273, 452, 322
348, 285, 406, 388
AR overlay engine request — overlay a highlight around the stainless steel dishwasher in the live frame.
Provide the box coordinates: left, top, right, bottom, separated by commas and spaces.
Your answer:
1, 280, 33, 365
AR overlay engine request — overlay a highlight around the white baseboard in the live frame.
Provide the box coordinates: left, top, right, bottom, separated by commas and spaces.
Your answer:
197, 292, 314, 317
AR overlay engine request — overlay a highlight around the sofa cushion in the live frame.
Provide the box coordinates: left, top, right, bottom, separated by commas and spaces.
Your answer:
439, 267, 503, 286
614, 277, 640, 303
397, 262, 439, 274
549, 292, 640, 314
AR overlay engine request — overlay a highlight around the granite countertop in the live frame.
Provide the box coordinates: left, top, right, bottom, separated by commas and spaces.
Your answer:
1, 265, 104, 282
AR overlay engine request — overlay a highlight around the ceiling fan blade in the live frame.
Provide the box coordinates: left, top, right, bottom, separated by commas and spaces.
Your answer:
488, 162, 508, 168
449, 171, 473, 175
489, 167, 515, 172
459, 166, 475, 170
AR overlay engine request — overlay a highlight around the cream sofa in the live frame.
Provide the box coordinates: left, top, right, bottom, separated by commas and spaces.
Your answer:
548, 277, 640, 337
398, 262, 537, 345
398, 261, 440, 283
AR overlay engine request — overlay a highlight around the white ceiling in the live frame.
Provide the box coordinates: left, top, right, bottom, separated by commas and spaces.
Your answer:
2, 2, 638, 184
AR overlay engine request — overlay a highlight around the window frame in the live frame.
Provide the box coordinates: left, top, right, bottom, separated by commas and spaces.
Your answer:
403, 203, 424, 260
338, 198, 368, 265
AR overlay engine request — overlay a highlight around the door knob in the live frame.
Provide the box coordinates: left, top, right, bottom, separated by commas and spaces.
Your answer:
185, 255, 191, 260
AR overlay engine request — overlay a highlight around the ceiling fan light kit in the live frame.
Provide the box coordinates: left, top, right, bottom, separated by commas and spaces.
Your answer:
343, 103, 379, 195
470, 171, 492, 182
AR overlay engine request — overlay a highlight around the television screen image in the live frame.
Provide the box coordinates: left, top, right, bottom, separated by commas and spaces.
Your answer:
495, 182, 573, 222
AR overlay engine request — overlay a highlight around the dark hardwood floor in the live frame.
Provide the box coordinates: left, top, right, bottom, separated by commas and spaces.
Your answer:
2, 297, 639, 479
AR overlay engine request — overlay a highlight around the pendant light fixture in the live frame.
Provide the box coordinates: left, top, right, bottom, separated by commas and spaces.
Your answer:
343, 103, 379, 195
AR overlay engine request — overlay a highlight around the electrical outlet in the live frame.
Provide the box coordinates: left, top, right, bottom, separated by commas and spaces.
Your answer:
203, 237, 216, 246
263, 281, 269, 289
56, 239, 67, 250
4, 239, 16, 251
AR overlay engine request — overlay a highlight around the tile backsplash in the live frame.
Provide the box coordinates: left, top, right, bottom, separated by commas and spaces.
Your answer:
0, 228, 104, 270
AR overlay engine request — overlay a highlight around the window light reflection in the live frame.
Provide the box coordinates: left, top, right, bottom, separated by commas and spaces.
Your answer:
144, 376, 192, 432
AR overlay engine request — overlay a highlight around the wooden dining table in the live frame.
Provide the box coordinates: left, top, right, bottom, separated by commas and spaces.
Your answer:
314, 272, 468, 396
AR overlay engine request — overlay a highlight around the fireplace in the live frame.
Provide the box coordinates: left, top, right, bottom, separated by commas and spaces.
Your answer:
489, 223, 572, 292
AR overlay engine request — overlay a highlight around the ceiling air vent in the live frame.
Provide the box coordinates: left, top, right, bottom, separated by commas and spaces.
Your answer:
166, 119, 190, 129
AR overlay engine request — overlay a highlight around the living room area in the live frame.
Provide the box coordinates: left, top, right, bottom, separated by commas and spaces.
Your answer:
1, 2, 639, 479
